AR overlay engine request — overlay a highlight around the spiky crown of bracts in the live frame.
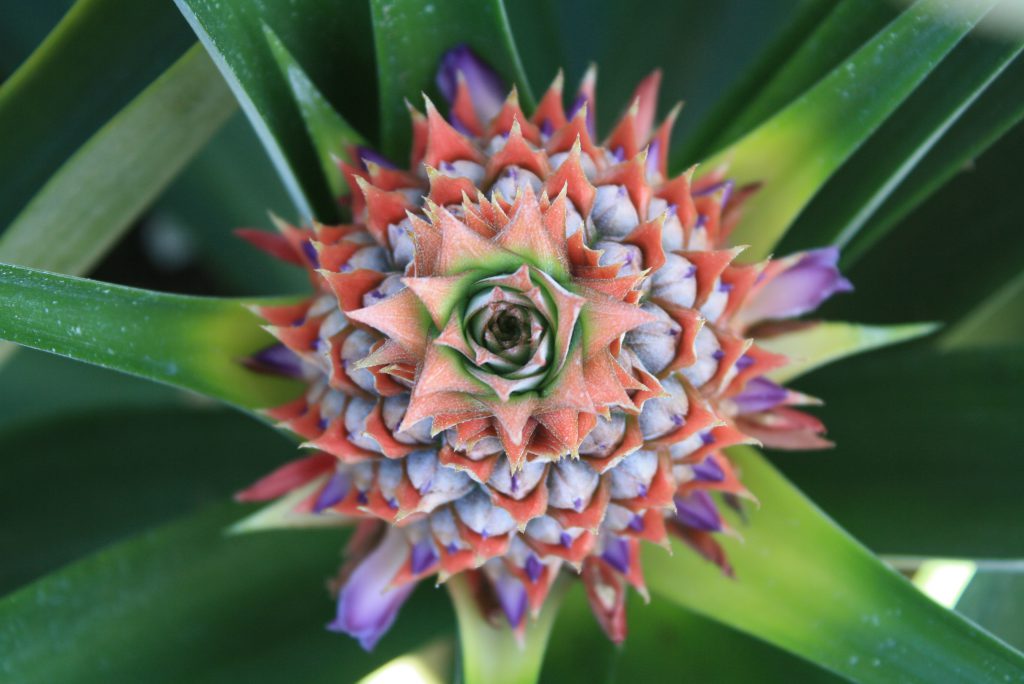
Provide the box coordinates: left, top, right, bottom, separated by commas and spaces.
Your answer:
236, 47, 851, 648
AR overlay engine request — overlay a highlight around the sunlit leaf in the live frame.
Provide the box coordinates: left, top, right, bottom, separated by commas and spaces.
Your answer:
686, 0, 897, 162
0, 45, 235, 275
0, 0, 193, 229
645, 446, 1024, 682
758, 320, 938, 384
783, 29, 1023, 254
370, 0, 533, 160
0, 263, 301, 411
711, 0, 998, 259
0, 505, 455, 683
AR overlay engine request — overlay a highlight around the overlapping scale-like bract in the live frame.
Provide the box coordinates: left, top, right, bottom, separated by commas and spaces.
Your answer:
237, 49, 850, 646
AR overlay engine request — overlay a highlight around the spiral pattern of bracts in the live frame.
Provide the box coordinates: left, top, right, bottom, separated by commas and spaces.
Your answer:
236, 48, 851, 647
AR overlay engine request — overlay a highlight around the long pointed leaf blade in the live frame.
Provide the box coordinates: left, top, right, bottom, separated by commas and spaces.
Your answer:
0, 45, 235, 275
785, 30, 1023, 254
941, 270, 1024, 349
759, 320, 938, 383
686, 0, 897, 163
840, 51, 1024, 267
673, 0, 842, 165
823, 116, 1024, 329
0, 263, 300, 410
712, 0, 998, 259
264, 24, 367, 198
173, 0, 377, 222
0, 0, 193, 229
956, 567, 1024, 652
645, 447, 1024, 683
370, 0, 533, 160
175, 0, 321, 220
0, 505, 454, 683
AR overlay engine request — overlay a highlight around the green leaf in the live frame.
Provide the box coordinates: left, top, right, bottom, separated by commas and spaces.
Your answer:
0, 0, 193, 229
782, 29, 1024, 254
841, 53, 1024, 269
370, 0, 533, 160
0, 347, 178, 429
645, 446, 1024, 683
448, 574, 564, 684
758, 320, 938, 383
264, 24, 366, 198
0, 263, 301, 411
940, 271, 1024, 349
0, 505, 455, 683
542, 584, 842, 683
508, 0, 809, 151
0, 0, 73, 77
957, 565, 1024, 652
821, 116, 1024, 328
777, 345, 1024, 558
0, 404, 295, 592
687, 0, 898, 162
711, 0, 998, 259
174, 0, 377, 222
0, 45, 236, 275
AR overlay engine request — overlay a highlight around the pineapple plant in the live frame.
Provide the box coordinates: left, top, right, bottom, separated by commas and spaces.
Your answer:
0, 0, 1022, 682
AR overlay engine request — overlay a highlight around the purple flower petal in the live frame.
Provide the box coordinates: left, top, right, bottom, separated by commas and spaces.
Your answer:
449, 111, 472, 136
692, 456, 725, 483
525, 554, 544, 583
742, 247, 853, 324
436, 45, 505, 125
313, 472, 349, 512
301, 240, 320, 268
356, 145, 396, 170
692, 180, 734, 208
601, 536, 630, 573
567, 92, 596, 137
246, 343, 304, 378
567, 93, 587, 121
731, 376, 789, 414
492, 572, 528, 628
646, 138, 661, 177
410, 540, 439, 574
327, 530, 416, 651
675, 491, 721, 532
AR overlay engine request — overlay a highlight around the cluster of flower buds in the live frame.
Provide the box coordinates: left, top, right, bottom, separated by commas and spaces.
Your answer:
236, 46, 850, 648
